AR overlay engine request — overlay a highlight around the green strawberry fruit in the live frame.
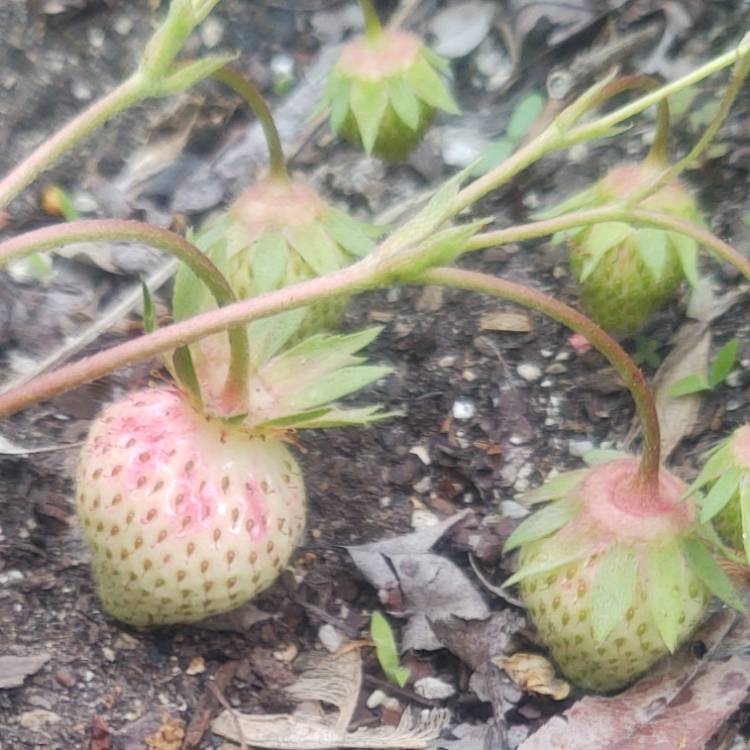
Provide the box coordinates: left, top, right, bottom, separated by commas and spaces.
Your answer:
322, 27, 459, 161
504, 457, 743, 692
552, 162, 704, 335
688, 425, 750, 561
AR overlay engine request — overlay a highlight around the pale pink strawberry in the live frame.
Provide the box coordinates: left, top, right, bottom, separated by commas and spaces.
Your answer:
75, 387, 306, 627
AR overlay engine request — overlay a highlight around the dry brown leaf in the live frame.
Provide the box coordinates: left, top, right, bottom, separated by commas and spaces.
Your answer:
479, 312, 532, 333
493, 652, 570, 700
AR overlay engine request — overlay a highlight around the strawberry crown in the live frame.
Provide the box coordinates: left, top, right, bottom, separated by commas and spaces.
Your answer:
503, 457, 745, 649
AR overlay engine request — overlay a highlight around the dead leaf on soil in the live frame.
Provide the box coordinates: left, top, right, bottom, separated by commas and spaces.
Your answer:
0, 653, 50, 689
518, 608, 747, 750
347, 511, 490, 651
212, 648, 451, 749
479, 311, 532, 333
492, 652, 570, 700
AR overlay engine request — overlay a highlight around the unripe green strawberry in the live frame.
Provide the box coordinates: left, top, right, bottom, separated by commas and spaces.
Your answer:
322, 28, 459, 161
688, 425, 750, 561
554, 162, 703, 335
76, 387, 306, 627
172, 175, 381, 404
504, 458, 743, 692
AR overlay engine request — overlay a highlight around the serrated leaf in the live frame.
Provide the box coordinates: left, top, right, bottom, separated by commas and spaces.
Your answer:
277, 326, 383, 366
321, 208, 381, 257
591, 545, 638, 642
503, 499, 579, 553
635, 228, 668, 280
682, 538, 745, 612
579, 222, 634, 282
173, 345, 202, 408
402, 219, 488, 278
669, 232, 699, 287
404, 54, 460, 114
699, 466, 742, 523
504, 532, 593, 587
522, 469, 588, 505
646, 541, 688, 652
289, 365, 392, 412
350, 80, 389, 153
669, 373, 711, 397
371, 611, 411, 687
256, 404, 397, 430
388, 76, 421, 130
470, 139, 514, 177
252, 407, 332, 429
506, 91, 545, 142
709, 339, 738, 387
247, 307, 308, 366
329, 76, 351, 133
740, 477, 750, 563
251, 229, 289, 293
286, 222, 347, 276
141, 279, 156, 333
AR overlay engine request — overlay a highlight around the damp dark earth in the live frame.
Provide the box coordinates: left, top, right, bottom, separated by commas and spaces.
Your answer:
1, 1, 750, 749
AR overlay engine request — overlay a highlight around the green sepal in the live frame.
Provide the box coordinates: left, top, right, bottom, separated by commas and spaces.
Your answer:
141, 279, 156, 334
669, 232, 699, 287
255, 404, 398, 430
286, 365, 391, 412
682, 538, 746, 613
330, 76, 352, 134
740, 477, 750, 562
582, 449, 630, 466
591, 544, 638, 642
247, 307, 308, 367
503, 499, 579, 553
578, 222, 634, 282
320, 207, 383, 257
173, 345, 203, 410
709, 339, 738, 387
350, 79, 389, 153
504, 531, 593, 588
687, 441, 732, 495
646, 541, 689, 652
172, 263, 206, 323
635, 228, 668, 280
420, 46, 452, 75
699, 466, 742, 522
532, 186, 598, 221
388, 76, 421, 130
404, 53, 460, 114
286, 222, 347, 276
521, 469, 588, 505
251, 229, 289, 293
155, 54, 239, 97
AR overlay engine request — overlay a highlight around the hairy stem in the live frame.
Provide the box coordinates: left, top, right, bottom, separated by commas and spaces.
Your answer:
213, 66, 289, 180
0, 220, 249, 406
422, 267, 662, 486
0, 76, 146, 211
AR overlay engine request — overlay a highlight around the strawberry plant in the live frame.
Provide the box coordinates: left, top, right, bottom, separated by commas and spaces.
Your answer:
0, 0, 749, 699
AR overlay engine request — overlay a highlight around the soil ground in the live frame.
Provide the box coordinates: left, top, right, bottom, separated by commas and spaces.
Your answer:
1, 1, 750, 748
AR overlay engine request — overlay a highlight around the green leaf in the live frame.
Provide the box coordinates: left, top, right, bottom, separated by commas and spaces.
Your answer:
172, 263, 210, 323
582, 449, 630, 466
350, 80, 389, 153
646, 541, 688, 652
682, 538, 745, 612
579, 222, 634, 282
506, 91, 545, 142
503, 499, 579, 553
172, 345, 202, 409
156, 54, 239, 96
635, 228, 668, 280
404, 54, 460, 114
330, 77, 351, 133
504, 533, 593, 587
278, 326, 383, 365
591, 545, 638, 642
286, 222, 347, 276
141, 279, 156, 334
687, 441, 731, 496
247, 307, 308, 366
48, 185, 79, 221
371, 611, 410, 688
669, 232, 699, 287
532, 185, 598, 221
289, 365, 392, 412
257, 404, 398, 430
470, 139, 515, 177
251, 230, 289, 293
522, 469, 588, 505
699, 466, 742, 522
709, 339, 738, 387
388, 76, 421, 130
421, 46, 452, 74
321, 208, 381, 257
669, 373, 711, 397
740, 477, 750, 563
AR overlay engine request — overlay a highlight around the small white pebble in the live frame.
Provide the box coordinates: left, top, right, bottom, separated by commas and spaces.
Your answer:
380, 496, 392, 508
517, 363, 542, 382
318, 624, 344, 654
409, 445, 432, 465
569, 439, 595, 458
501, 500, 530, 519
101, 647, 116, 663
727, 371, 742, 387
413, 476, 431, 494
452, 398, 476, 420
411, 509, 439, 528
366, 689, 386, 709
414, 676, 456, 700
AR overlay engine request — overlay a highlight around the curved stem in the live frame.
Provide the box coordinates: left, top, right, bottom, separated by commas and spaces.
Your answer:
359, 0, 384, 39
0, 220, 249, 407
0, 75, 147, 211
213, 65, 289, 181
422, 266, 661, 487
